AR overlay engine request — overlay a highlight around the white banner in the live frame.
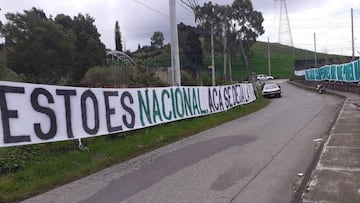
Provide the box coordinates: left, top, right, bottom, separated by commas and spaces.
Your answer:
294, 69, 306, 76
0, 81, 256, 147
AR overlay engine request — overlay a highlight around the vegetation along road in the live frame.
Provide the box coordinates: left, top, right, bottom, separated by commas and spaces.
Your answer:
22, 81, 343, 203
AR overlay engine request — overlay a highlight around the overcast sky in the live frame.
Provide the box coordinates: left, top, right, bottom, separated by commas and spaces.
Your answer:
1, 0, 360, 56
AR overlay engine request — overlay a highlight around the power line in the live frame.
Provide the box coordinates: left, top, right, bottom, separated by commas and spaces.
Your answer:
188, 0, 200, 9
176, 0, 194, 16
133, 0, 169, 18
178, 0, 199, 12
179, 0, 193, 9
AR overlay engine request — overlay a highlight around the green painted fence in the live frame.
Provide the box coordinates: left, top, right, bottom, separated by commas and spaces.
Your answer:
305, 59, 360, 82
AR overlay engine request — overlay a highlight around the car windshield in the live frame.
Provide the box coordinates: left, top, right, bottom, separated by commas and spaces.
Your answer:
264, 84, 278, 90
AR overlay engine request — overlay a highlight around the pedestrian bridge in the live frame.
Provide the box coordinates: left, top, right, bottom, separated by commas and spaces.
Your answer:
106, 50, 135, 66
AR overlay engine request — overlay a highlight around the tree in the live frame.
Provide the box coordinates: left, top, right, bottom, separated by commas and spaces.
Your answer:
194, 0, 264, 80
0, 20, 3, 36
178, 23, 203, 72
56, 13, 106, 82
231, 0, 264, 53
231, 0, 264, 79
115, 20, 123, 51
54, 14, 72, 29
194, 2, 226, 80
150, 31, 164, 49
218, 5, 232, 80
2, 8, 75, 84
1, 8, 106, 84
194, 2, 224, 48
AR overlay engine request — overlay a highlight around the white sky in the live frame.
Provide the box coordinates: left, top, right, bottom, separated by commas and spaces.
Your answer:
1, 0, 360, 56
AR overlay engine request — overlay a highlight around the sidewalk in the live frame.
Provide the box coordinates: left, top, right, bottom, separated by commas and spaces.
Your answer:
300, 87, 360, 202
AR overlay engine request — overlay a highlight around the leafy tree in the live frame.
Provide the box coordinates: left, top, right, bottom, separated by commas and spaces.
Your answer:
231, 0, 264, 78
194, 2, 223, 49
2, 8, 75, 84
178, 23, 203, 72
115, 20, 123, 51
194, 2, 227, 80
54, 14, 72, 29
1, 8, 106, 84
218, 5, 232, 80
150, 31, 164, 49
55, 13, 106, 82
194, 0, 264, 80
0, 20, 3, 35
231, 0, 264, 54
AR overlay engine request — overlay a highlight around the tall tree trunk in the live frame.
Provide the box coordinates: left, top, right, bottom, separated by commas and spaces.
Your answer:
239, 39, 251, 81
223, 35, 227, 81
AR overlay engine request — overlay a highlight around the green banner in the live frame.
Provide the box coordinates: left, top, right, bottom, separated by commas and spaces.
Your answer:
305, 59, 360, 82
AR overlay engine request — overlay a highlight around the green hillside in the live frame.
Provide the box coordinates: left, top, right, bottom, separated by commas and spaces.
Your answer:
206, 41, 347, 81
145, 41, 348, 82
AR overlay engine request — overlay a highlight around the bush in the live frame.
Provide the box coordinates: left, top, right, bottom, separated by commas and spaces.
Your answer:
200, 71, 212, 86
133, 65, 167, 87
0, 68, 23, 82
82, 66, 136, 85
181, 70, 197, 86
82, 65, 169, 87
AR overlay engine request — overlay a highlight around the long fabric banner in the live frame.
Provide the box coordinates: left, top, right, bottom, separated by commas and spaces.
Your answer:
0, 81, 256, 147
305, 59, 360, 82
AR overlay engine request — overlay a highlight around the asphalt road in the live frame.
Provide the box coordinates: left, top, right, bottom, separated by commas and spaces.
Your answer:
23, 81, 343, 203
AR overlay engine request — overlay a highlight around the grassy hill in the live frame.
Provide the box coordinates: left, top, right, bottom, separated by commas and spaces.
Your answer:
207, 41, 347, 81
145, 41, 348, 82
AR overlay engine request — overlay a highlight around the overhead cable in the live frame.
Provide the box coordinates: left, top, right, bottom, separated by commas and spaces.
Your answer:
133, 0, 169, 18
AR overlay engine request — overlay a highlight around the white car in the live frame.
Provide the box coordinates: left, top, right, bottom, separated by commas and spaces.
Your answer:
262, 83, 281, 98
256, 74, 274, 80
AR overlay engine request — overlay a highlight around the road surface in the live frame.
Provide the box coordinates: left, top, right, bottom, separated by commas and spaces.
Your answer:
24, 81, 343, 203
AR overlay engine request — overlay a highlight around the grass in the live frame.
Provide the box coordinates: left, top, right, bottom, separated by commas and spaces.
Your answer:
0, 96, 269, 203
146, 40, 348, 82
216, 41, 346, 81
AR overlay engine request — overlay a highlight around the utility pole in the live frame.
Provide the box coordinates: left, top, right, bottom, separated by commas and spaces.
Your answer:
123, 37, 126, 52
211, 20, 215, 86
314, 32, 317, 67
351, 8, 355, 60
169, 0, 181, 86
223, 29, 227, 81
267, 37, 271, 76
228, 52, 232, 82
